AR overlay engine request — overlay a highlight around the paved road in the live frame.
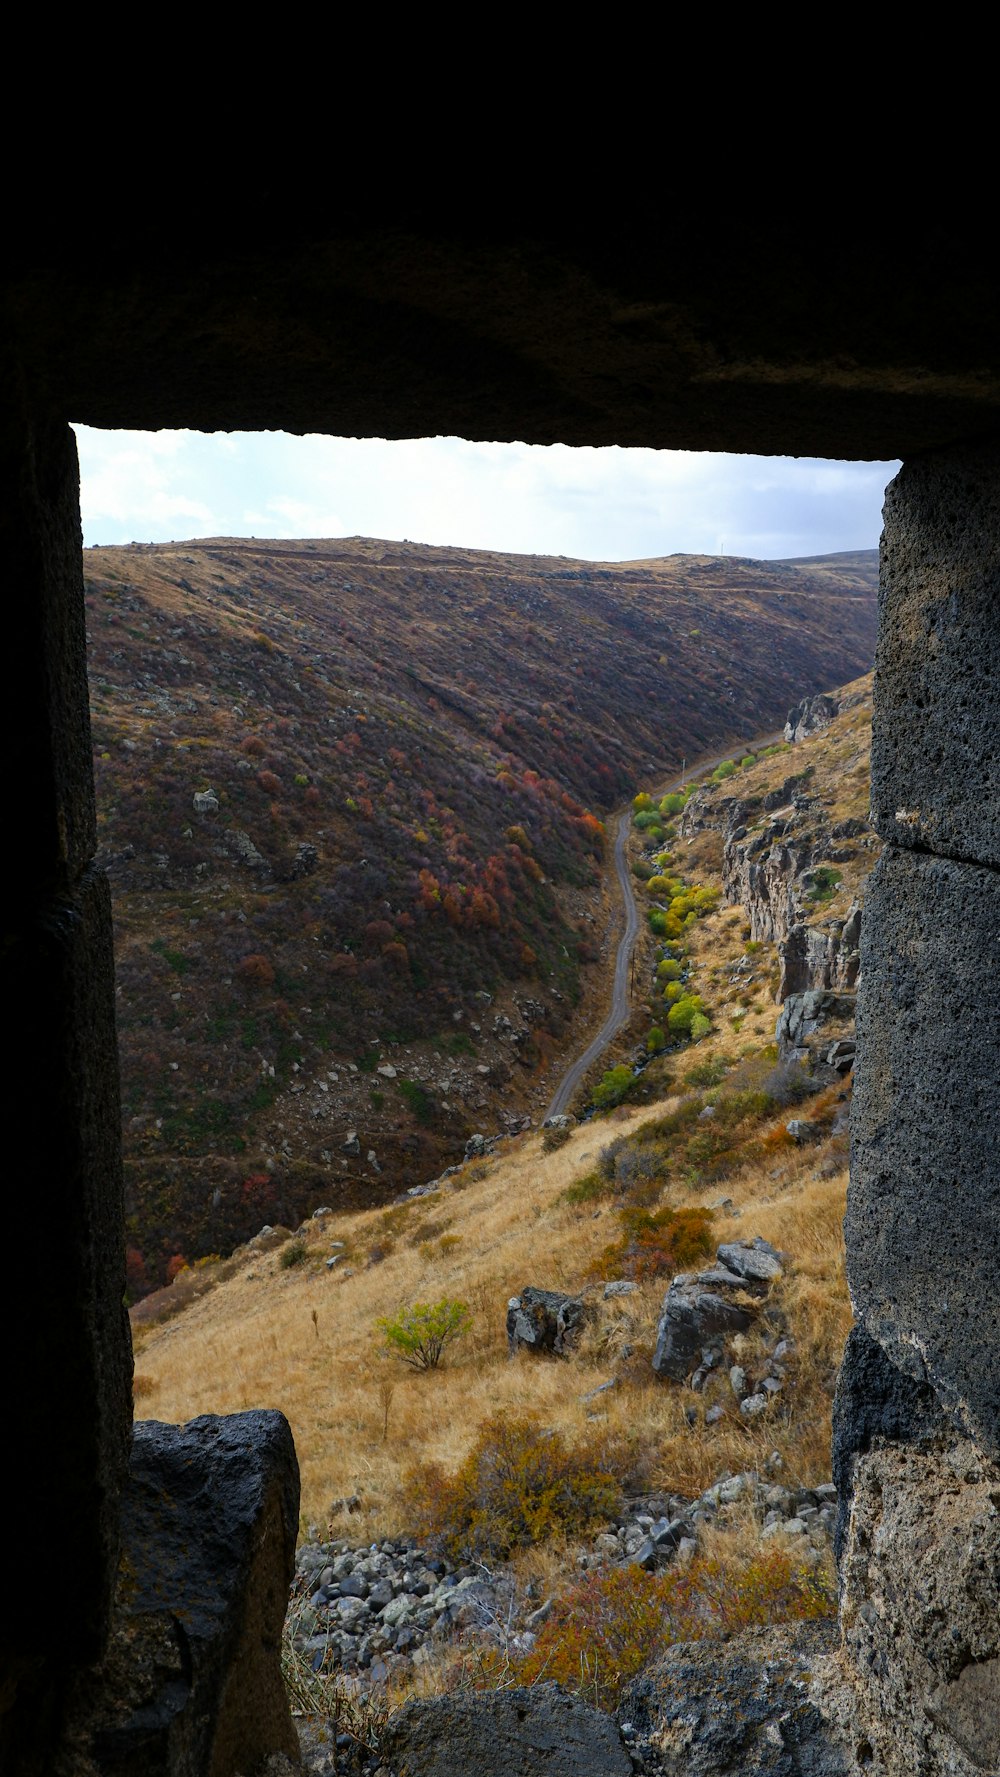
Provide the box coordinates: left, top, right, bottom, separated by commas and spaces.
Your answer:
542, 734, 782, 1122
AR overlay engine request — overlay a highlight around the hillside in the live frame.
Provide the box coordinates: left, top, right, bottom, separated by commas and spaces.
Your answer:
85, 538, 878, 1289
130, 682, 880, 1743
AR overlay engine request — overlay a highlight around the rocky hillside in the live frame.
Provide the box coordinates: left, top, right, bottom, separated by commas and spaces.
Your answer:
86, 538, 877, 1289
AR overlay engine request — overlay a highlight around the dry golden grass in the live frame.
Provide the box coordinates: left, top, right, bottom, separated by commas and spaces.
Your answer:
133, 1069, 851, 1537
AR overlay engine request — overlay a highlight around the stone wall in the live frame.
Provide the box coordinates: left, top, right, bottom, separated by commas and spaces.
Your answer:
840, 439, 1000, 1775
0, 396, 133, 1773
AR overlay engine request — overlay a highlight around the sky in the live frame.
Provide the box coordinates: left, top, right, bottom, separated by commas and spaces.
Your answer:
74, 427, 899, 563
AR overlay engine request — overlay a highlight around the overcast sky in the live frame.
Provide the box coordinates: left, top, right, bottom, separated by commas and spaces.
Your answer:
74, 427, 898, 563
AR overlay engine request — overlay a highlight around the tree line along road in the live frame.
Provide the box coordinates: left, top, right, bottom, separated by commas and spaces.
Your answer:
542, 734, 782, 1122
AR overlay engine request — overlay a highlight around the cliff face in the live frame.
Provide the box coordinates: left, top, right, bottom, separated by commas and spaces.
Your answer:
679, 678, 876, 1006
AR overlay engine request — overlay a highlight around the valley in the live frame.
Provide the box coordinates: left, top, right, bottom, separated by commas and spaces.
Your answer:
129, 674, 878, 1761
86, 536, 877, 1293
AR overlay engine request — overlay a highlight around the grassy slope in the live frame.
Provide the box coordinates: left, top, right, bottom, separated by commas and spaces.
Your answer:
131, 677, 878, 1543
88, 540, 877, 1290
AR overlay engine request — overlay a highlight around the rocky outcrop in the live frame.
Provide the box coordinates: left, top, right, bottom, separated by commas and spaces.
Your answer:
74, 1411, 300, 1776
619, 1620, 854, 1775
506, 1286, 589, 1356
722, 818, 863, 1001
776, 989, 857, 1068
382, 1685, 632, 1777
841, 1435, 1000, 1776
784, 690, 840, 743
652, 1239, 783, 1383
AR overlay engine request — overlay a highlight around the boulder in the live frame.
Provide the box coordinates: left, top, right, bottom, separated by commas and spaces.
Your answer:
382, 1684, 631, 1777
77, 1411, 300, 1776
715, 1238, 784, 1285
619, 1620, 852, 1774
507, 1286, 589, 1356
652, 1282, 753, 1381
192, 788, 219, 814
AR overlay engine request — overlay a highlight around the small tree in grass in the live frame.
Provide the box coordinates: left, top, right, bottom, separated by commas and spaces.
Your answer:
377, 1299, 471, 1370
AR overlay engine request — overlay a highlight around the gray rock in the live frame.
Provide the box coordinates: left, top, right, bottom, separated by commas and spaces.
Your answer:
740, 1392, 768, 1418
693, 1264, 749, 1292
78, 1412, 299, 1774
785, 691, 840, 744
382, 1683, 631, 1777
841, 1433, 1000, 1777
775, 988, 856, 1063
652, 1283, 753, 1382
192, 788, 219, 814
716, 1238, 783, 1284
786, 1117, 820, 1143
619, 1620, 852, 1774
849, 846, 1000, 1457
729, 1365, 748, 1399
507, 1286, 590, 1357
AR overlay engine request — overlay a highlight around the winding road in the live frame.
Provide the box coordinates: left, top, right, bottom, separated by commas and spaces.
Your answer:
542, 735, 782, 1121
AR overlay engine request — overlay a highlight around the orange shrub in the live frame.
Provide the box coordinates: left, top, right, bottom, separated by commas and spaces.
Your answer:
590, 1205, 714, 1282
500, 1548, 834, 1709
405, 1415, 621, 1562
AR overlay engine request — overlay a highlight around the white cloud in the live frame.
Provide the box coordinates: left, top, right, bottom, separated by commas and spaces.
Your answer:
74, 426, 898, 561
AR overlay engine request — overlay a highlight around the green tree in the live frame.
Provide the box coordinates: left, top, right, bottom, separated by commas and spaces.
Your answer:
667, 994, 706, 1037
592, 1065, 635, 1111
377, 1299, 471, 1370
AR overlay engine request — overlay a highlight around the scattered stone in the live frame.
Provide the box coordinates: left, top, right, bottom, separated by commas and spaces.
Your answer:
740, 1392, 769, 1418
193, 788, 219, 813
786, 1117, 821, 1143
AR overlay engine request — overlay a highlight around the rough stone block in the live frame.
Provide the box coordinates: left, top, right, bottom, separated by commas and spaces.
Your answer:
832, 1323, 946, 1560
848, 846, 1000, 1453
3, 869, 131, 1669
81, 1412, 300, 1776
652, 1282, 753, 1381
0, 409, 96, 895
619, 1620, 853, 1774
841, 1436, 1000, 1777
382, 1684, 631, 1777
872, 440, 1000, 866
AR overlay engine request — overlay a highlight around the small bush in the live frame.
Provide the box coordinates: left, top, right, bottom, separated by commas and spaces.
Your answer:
805, 866, 840, 905
561, 1168, 614, 1205
592, 1065, 636, 1112
667, 994, 706, 1037
409, 1415, 621, 1561
592, 1203, 714, 1282
376, 1298, 471, 1370
496, 1548, 834, 1709
280, 1238, 308, 1269
542, 1123, 573, 1153
398, 1079, 435, 1124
